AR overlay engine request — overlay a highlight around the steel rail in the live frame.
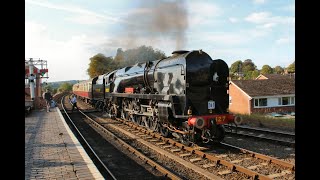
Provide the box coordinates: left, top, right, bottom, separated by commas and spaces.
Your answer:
224, 125, 295, 147
78, 97, 295, 179
220, 142, 295, 171
61, 95, 117, 180
82, 112, 182, 180
225, 124, 295, 136
116, 118, 275, 180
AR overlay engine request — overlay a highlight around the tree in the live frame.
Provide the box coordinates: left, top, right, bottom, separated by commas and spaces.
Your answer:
121, 45, 166, 67
242, 59, 257, 73
87, 53, 115, 78
260, 65, 273, 74
230, 60, 243, 74
59, 82, 73, 92
42, 84, 53, 92
244, 70, 260, 80
274, 66, 284, 74
286, 61, 295, 73
52, 88, 57, 94
114, 48, 124, 68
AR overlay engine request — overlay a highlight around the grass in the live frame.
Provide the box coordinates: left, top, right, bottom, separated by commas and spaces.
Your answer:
236, 113, 295, 132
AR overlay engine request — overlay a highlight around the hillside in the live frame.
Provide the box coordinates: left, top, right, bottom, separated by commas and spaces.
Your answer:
47, 80, 81, 89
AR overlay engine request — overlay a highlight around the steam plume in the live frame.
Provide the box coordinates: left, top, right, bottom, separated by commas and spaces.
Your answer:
122, 0, 188, 50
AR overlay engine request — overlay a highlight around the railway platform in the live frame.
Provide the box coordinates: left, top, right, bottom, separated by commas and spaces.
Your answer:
25, 107, 104, 179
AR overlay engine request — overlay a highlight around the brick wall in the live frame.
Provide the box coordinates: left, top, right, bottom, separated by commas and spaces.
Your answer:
229, 82, 251, 114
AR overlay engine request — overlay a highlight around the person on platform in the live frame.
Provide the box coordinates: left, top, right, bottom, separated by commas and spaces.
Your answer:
42, 89, 52, 112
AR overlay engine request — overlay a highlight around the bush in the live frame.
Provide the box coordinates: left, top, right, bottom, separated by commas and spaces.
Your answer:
235, 113, 295, 132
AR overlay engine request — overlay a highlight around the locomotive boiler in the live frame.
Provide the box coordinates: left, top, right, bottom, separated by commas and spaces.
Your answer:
73, 50, 235, 144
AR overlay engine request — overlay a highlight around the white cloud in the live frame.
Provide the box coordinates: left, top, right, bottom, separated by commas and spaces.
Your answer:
249, 28, 271, 37
26, 0, 124, 25
190, 31, 256, 48
206, 33, 249, 46
210, 48, 251, 62
245, 12, 295, 26
245, 12, 271, 23
253, 0, 267, 4
187, 1, 222, 25
229, 17, 239, 23
258, 22, 277, 29
276, 37, 292, 44
25, 21, 113, 82
125, 8, 153, 16
65, 15, 105, 25
283, 3, 295, 12
25, 21, 182, 82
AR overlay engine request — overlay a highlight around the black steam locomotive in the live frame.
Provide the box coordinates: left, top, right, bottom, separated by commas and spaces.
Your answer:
73, 50, 235, 144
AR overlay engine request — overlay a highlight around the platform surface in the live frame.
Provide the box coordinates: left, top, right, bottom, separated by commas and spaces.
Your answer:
25, 107, 104, 179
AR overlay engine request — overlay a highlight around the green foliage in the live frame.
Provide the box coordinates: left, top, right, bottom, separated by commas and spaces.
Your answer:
42, 84, 53, 92
87, 53, 116, 78
229, 72, 237, 80
260, 65, 273, 74
287, 61, 295, 73
87, 46, 166, 79
237, 113, 295, 132
244, 70, 260, 80
120, 45, 166, 67
242, 59, 257, 73
230, 60, 243, 74
59, 82, 73, 92
274, 66, 284, 74
229, 59, 257, 80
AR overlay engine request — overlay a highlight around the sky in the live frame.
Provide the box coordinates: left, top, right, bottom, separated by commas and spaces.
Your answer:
25, 0, 295, 82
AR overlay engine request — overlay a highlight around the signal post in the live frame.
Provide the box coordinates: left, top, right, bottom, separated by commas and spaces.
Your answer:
25, 58, 49, 109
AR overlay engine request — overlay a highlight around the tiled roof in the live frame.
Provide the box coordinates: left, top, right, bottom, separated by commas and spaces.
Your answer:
256, 74, 295, 80
231, 78, 295, 97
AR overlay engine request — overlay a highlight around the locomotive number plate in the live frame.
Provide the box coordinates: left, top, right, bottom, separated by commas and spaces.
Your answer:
208, 100, 215, 109
216, 116, 226, 123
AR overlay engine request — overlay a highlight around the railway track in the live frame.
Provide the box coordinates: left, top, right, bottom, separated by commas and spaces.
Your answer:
224, 124, 295, 147
66, 95, 295, 179
60, 95, 117, 180
87, 113, 295, 180
61, 95, 180, 180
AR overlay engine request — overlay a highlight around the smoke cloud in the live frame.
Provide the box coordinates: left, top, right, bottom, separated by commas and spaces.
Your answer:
121, 0, 188, 51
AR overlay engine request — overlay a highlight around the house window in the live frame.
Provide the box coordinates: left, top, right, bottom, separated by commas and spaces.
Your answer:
229, 96, 232, 104
290, 97, 295, 105
282, 97, 289, 105
278, 96, 295, 106
254, 98, 267, 107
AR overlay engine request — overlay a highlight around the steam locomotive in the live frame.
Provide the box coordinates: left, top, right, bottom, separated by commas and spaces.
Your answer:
73, 50, 235, 144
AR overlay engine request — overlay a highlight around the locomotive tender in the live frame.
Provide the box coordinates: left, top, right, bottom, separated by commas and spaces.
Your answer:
73, 50, 235, 144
